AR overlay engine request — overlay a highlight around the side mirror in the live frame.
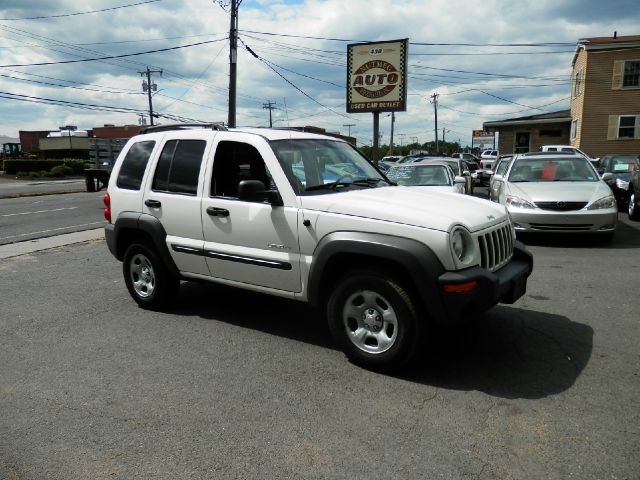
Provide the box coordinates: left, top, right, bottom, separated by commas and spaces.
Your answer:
237, 180, 283, 206
492, 174, 504, 182
462, 170, 471, 176
453, 176, 466, 184
601, 172, 614, 181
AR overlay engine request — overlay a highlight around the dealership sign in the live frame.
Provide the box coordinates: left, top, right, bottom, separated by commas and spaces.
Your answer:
347, 39, 408, 113
472, 129, 495, 146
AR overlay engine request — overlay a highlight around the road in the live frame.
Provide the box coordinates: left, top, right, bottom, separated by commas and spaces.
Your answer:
1, 207, 639, 478
0, 191, 105, 245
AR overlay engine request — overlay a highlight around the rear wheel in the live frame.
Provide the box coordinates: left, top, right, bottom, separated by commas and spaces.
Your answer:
629, 190, 640, 221
327, 271, 422, 370
123, 242, 179, 309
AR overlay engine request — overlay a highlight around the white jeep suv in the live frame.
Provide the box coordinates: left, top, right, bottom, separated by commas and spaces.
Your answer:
104, 124, 533, 370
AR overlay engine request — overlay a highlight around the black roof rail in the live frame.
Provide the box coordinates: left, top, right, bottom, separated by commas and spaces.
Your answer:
139, 123, 227, 134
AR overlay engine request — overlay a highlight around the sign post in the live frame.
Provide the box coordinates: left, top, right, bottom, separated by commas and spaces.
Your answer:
347, 39, 408, 163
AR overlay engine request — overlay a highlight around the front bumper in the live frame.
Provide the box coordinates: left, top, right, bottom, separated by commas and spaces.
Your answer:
436, 241, 533, 323
508, 207, 618, 233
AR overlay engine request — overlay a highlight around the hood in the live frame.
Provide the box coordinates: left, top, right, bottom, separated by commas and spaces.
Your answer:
506, 181, 613, 204
299, 186, 507, 233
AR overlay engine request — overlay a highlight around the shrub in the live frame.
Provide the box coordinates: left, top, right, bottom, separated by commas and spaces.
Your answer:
4, 159, 64, 174
63, 159, 90, 174
50, 165, 74, 177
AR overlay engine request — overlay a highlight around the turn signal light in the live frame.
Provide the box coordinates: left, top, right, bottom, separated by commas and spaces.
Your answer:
443, 281, 478, 293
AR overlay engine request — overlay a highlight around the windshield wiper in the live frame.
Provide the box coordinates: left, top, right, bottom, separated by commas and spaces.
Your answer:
304, 178, 385, 192
350, 177, 386, 187
304, 181, 352, 192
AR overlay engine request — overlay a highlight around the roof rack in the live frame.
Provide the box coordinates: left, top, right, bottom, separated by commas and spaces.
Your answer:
139, 123, 227, 134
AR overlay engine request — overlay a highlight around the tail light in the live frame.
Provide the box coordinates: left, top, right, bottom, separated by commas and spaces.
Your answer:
480, 162, 484, 169
103, 192, 111, 223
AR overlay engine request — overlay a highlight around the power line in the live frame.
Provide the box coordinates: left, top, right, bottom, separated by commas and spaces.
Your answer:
0, 37, 227, 68
0, 0, 162, 21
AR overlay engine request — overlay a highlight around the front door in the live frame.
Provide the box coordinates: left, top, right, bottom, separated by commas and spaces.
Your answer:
515, 132, 530, 153
201, 137, 302, 293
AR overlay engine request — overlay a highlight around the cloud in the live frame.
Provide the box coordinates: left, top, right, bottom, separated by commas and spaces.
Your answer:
0, 0, 638, 147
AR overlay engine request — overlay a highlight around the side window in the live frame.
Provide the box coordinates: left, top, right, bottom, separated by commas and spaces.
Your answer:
211, 141, 272, 199
152, 139, 206, 195
116, 141, 155, 190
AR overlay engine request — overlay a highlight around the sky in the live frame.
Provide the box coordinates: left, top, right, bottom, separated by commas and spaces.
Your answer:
0, 0, 638, 148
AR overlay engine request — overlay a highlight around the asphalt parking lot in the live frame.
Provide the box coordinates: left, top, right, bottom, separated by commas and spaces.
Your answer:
1, 205, 639, 479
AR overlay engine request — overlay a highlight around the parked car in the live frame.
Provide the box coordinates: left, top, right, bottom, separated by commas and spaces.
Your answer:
478, 150, 499, 185
627, 154, 640, 221
421, 157, 474, 195
491, 152, 617, 240
541, 145, 598, 164
104, 124, 533, 370
462, 159, 481, 186
489, 155, 513, 201
451, 152, 480, 165
596, 154, 637, 210
477, 153, 509, 187
385, 161, 466, 194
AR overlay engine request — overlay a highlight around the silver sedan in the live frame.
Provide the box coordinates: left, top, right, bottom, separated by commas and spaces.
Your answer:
491, 153, 618, 239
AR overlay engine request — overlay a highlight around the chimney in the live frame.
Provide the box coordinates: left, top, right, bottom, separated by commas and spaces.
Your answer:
614, 31, 617, 39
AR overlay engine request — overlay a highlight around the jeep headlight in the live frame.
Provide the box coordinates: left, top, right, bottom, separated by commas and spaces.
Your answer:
505, 195, 535, 209
587, 195, 616, 210
450, 226, 474, 265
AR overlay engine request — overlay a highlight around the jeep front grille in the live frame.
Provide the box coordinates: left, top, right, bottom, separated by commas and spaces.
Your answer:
477, 223, 514, 271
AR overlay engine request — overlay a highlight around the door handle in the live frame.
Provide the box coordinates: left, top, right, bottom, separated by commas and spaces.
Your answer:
207, 207, 229, 217
145, 199, 161, 208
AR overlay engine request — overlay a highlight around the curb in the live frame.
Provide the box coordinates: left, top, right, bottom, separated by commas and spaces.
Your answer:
0, 228, 105, 259
0, 188, 89, 200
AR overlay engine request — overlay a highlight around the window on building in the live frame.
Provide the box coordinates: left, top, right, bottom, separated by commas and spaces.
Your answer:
570, 119, 578, 140
574, 69, 583, 97
623, 60, 640, 87
619, 116, 637, 138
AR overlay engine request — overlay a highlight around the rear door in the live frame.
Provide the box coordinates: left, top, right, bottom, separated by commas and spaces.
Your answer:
142, 135, 211, 276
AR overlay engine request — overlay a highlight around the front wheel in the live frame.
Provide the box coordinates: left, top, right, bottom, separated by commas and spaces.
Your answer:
629, 190, 640, 221
123, 242, 179, 309
327, 271, 422, 370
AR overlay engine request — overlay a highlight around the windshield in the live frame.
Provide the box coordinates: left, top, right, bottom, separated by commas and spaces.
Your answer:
270, 139, 388, 194
508, 157, 598, 182
387, 164, 452, 186
610, 155, 636, 173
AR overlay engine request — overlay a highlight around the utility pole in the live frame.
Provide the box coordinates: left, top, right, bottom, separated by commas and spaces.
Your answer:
139, 67, 162, 126
262, 101, 277, 127
343, 123, 355, 137
228, 0, 239, 127
430, 93, 439, 153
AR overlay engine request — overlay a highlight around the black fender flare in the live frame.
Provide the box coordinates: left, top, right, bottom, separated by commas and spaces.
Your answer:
105, 212, 179, 277
307, 231, 448, 319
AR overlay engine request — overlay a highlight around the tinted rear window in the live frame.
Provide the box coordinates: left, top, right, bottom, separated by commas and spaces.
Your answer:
116, 141, 155, 190
152, 139, 206, 195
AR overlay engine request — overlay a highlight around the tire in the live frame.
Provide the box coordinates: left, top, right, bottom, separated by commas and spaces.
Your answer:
123, 242, 179, 309
629, 189, 640, 221
327, 271, 422, 370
